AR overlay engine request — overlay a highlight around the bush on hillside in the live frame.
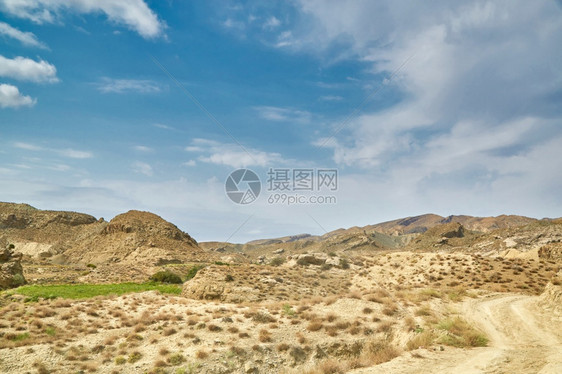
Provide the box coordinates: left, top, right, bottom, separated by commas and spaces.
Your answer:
150, 270, 183, 284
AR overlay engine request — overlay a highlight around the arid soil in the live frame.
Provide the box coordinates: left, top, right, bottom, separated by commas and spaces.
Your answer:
350, 292, 562, 374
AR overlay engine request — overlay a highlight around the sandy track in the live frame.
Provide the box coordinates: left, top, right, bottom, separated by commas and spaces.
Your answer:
352, 293, 562, 374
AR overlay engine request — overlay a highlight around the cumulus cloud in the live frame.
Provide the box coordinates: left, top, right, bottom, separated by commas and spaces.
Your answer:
0, 21, 47, 48
95, 78, 161, 94
296, 1, 562, 177
0, 83, 36, 108
0, 55, 58, 83
0, 0, 164, 39
186, 138, 286, 168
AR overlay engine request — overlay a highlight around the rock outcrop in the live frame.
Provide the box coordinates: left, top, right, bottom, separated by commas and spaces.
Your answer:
538, 272, 562, 317
0, 241, 26, 290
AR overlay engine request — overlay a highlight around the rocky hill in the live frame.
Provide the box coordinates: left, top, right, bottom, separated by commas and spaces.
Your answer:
0, 203, 203, 267
63, 210, 200, 265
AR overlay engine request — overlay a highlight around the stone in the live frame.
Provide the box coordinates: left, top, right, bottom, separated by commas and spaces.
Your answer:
0, 245, 26, 290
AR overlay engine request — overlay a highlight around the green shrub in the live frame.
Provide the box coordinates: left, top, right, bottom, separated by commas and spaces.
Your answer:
12, 273, 26, 286
150, 270, 183, 284
86, 263, 97, 269
282, 304, 295, 316
225, 274, 234, 282
168, 353, 185, 365
128, 351, 142, 363
214, 261, 230, 266
321, 263, 332, 271
115, 356, 126, 365
340, 258, 350, 269
184, 265, 204, 281
269, 257, 285, 266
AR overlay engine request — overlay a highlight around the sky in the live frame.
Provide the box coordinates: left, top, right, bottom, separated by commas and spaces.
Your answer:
1, 0, 561, 243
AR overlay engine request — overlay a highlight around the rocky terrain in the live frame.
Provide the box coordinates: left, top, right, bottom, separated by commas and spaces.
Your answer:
0, 202, 561, 373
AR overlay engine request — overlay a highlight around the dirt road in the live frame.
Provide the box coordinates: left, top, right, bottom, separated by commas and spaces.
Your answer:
352, 293, 562, 373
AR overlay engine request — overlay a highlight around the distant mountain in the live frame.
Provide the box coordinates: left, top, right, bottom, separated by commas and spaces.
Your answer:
201, 213, 543, 256
362, 213, 538, 235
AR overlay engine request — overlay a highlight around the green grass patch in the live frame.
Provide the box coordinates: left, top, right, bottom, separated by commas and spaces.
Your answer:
282, 304, 295, 316
6, 332, 30, 341
8, 282, 182, 301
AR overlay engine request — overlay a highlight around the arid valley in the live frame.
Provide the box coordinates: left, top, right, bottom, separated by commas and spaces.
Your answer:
1, 202, 561, 373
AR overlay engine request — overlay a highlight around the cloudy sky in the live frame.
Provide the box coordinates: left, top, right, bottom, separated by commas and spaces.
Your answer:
1, 1, 561, 242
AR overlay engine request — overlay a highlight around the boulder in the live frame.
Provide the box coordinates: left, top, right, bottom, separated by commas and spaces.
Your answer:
0, 244, 26, 290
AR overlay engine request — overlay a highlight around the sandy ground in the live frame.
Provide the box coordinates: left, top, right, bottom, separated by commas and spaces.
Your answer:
350, 293, 562, 374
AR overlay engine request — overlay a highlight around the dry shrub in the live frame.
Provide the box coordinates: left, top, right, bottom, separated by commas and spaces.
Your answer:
195, 350, 208, 359
406, 330, 435, 350
259, 329, 272, 342
404, 316, 416, 332
162, 327, 176, 336
252, 312, 276, 324
301, 358, 345, 374
307, 320, 323, 332
362, 340, 400, 365
207, 324, 222, 332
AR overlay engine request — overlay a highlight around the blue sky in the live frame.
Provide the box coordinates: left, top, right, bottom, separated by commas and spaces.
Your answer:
1, 1, 561, 242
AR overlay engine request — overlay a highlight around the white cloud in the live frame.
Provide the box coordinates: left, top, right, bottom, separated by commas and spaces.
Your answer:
263, 16, 281, 29
223, 18, 245, 30
133, 145, 153, 152
13, 142, 93, 159
0, 21, 47, 48
275, 30, 297, 48
293, 1, 562, 170
48, 164, 71, 172
132, 161, 153, 176
182, 160, 196, 167
0, 83, 36, 108
186, 138, 285, 168
319, 95, 343, 102
254, 106, 311, 124
57, 149, 93, 159
0, 0, 164, 39
96, 78, 161, 94
14, 142, 43, 151
0, 55, 58, 83
153, 123, 174, 130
